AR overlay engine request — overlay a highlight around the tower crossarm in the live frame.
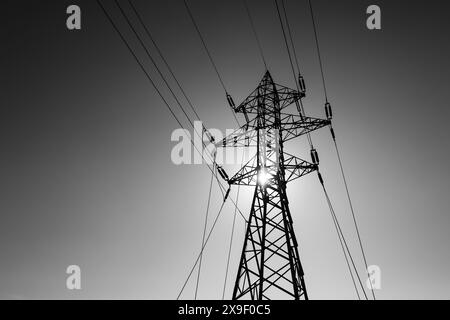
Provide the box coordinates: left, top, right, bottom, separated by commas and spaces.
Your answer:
283, 153, 318, 183
227, 154, 259, 186
215, 114, 330, 149
281, 113, 331, 142
215, 126, 258, 148
227, 152, 317, 186
234, 83, 304, 115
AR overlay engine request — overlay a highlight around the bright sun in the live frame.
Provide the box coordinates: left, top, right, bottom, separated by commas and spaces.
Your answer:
257, 169, 272, 186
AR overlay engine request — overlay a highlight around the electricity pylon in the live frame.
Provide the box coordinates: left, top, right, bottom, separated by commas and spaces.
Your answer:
218, 71, 330, 299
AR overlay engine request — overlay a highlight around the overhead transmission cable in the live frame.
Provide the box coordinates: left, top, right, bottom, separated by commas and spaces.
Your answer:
114, 0, 219, 170
97, 0, 215, 182
221, 150, 245, 299
195, 160, 216, 299
243, 0, 268, 70
221, 185, 240, 299
96, 0, 250, 225
274, 0, 313, 148
96, 0, 184, 134
117, 0, 248, 217
307, 0, 328, 102
276, 0, 369, 298
183, 0, 227, 93
333, 137, 376, 300
318, 172, 368, 299
308, 0, 376, 300
329, 202, 361, 300
125, 0, 236, 202
115, 0, 221, 175
274, 0, 297, 90
126, 0, 203, 122
280, 0, 301, 74
124, 0, 250, 296
114, 0, 196, 130
183, 0, 241, 127
177, 193, 230, 299
97, 1, 248, 300
280, 0, 313, 146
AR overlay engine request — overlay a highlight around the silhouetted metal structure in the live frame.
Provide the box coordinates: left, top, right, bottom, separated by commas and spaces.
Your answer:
218, 71, 330, 299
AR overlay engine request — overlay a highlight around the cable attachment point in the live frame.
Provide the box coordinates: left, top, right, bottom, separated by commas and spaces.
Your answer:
242, 108, 250, 131
310, 148, 320, 165
203, 127, 215, 144
223, 187, 231, 202
226, 93, 236, 109
325, 101, 333, 120
294, 100, 304, 121
216, 165, 229, 183
329, 125, 336, 141
298, 74, 306, 94
317, 171, 324, 185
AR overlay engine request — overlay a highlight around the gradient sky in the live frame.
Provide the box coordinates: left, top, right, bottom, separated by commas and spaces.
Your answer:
1, 0, 450, 299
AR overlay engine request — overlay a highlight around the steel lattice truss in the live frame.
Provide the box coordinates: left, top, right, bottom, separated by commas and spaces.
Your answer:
216, 114, 329, 148
217, 71, 330, 300
233, 180, 307, 299
228, 151, 318, 186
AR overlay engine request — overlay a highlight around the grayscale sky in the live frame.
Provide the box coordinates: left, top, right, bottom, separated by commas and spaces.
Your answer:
1, 0, 449, 299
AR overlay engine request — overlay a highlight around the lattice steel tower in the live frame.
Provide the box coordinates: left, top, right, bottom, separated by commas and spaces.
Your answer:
218, 71, 330, 300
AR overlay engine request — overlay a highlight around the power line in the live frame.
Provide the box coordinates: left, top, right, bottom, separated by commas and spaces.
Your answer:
332, 134, 377, 300
126, 0, 203, 122
97, 3, 248, 300
102, 2, 250, 299
323, 182, 362, 299
183, 0, 228, 93
195, 160, 216, 299
96, 0, 248, 226
243, 0, 268, 70
308, 0, 328, 102
305, 0, 374, 299
318, 172, 368, 299
97, 0, 219, 178
280, 0, 301, 74
328, 194, 361, 300
274, 0, 313, 147
305, 0, 376, 299
114, 0, 197, 130
114, 0, 234, 196
222, 151, 245, 299
98, 0, 217, 165
121, 0, 250, 226
274, 0, 297, 91
96, 0, 184, 133
126, 0, 238, 201
115, 0, 223, 186
177, 192, 230, 300
183, 0, 241, 127
222, 186, 240, 300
